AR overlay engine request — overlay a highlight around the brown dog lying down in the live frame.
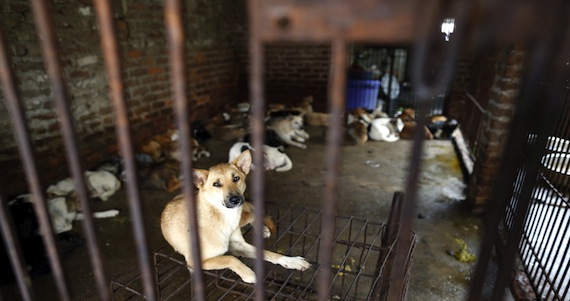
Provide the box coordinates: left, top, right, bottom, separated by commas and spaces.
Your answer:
140, 128, 210, 162
398, 108, 434, 140
160, 150, 310, 283
138, 159, 182, 192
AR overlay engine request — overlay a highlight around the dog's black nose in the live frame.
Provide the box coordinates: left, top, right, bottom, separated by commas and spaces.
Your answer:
229, 195, 242, 205
225, 195, 244, 208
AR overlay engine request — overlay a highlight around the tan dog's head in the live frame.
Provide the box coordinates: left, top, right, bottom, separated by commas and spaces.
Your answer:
192, 150, 251, 209
141, 140, 165, 162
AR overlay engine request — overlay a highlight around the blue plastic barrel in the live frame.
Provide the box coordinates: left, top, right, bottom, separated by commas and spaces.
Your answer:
346, 79, 380, 110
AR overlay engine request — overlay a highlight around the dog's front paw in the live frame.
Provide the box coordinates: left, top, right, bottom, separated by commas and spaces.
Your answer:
278, 256, 311, 271
238, 268, 256, 283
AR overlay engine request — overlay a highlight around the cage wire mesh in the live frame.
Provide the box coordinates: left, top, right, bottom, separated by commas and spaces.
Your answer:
78, 202, 415, 301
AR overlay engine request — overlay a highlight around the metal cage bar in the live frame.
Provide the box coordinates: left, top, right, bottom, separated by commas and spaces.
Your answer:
0, 27, 36, 301
247, 0, 269, 299
163, 1, 206, 301
92, 0, 157, 300
29, 0, 112, 299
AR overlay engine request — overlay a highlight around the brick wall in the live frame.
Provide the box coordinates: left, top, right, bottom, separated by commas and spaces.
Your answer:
466, 47, 525, 213
0, 0, 247, 196
242, 43, 331, 112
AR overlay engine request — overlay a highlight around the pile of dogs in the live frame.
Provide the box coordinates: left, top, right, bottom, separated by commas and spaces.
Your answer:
346, 106, 460, 145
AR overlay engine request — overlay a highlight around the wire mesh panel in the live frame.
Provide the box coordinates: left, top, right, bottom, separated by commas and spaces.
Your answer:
83, 203, 415, 301
504, 88, 570, 301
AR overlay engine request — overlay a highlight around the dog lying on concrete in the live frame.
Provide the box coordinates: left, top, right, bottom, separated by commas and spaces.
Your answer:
266, 114, 310, 149
46, 170, 121, 202
228, 142, 292, 172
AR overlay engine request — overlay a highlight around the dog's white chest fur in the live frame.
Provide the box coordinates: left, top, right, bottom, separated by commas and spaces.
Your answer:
199, 205, 242, 259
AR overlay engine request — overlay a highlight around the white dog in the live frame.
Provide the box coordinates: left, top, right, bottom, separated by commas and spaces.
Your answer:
267, 115, 310, 149
11, 194, 119, 234
368, 118, 404, 142
228, 142, 293, 172
46, 170, 121, 201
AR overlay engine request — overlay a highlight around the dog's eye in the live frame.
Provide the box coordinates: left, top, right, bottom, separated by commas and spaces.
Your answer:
213, 181, 221, 187
233, 176, 240, 182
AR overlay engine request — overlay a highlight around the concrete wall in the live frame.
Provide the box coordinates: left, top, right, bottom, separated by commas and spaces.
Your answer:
0, 0, 247, 196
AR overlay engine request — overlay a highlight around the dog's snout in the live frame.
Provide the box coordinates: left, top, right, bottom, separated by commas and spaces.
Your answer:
229, 195, 241, 205
224, 194, 244, 208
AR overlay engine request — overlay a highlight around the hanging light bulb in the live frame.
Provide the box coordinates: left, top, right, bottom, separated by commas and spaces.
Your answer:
441, 18, 455, 42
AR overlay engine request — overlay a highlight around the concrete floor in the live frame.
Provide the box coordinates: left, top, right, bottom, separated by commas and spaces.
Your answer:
1, 126, 487, 300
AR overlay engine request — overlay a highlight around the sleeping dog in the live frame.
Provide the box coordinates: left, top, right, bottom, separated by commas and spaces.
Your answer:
228, 142, 292, 172
46, 170, 121, 202
266, 114, 310, 149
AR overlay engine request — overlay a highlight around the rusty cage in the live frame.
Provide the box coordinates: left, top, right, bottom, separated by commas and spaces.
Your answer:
1, 0, 570, 301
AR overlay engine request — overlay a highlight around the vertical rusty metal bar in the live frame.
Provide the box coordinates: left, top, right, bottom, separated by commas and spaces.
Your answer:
28, 0, 111, 299
317, 38, 346, 301
92, 1, 157, 300
247, 0, 267, 300
2, 2, 72, 300
0, 27, 35, 301
387, 1, 469, 299
0, 193, 34, 301
163, 1, 206, 301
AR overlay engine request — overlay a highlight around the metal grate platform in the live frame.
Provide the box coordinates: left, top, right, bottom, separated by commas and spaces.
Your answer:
98, 201, 415, 301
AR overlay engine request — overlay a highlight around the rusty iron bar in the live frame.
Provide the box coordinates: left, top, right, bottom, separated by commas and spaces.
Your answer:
317, 38, 346, 301
163, 1, 206, 301
386, 1, 469, 299
248, 0, 268, 299
92, 0, 157, 300
384, 94, 430, 301
0, 27, 36, 301
29, 0, 112, 299
0, 193, 34, 301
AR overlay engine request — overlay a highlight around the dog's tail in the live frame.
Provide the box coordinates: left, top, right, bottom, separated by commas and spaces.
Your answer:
75, 209, 119, 220
263, 217, 277, 236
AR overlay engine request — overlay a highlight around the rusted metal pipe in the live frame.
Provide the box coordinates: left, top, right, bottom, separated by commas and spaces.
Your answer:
0, 25, 36, 301
93, 0, 157, 299
163, 1, 206, 301
29, 0, 112, 299
317, 38, 346, 301
247, 0, 268, 300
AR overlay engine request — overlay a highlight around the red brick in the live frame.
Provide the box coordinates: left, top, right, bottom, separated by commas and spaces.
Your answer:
127, 50, 144, 59
147, 67, 164, 75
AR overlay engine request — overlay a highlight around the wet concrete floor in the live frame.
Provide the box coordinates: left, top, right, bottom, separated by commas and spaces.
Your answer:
2, 126, 488, 300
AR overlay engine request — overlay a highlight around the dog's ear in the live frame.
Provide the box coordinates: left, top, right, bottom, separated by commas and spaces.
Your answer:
192, 169, 209, 188
232, 149, 252, 175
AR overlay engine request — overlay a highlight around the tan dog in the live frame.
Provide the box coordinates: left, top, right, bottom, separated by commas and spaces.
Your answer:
160, 150, 310, 283
398, 108, 434, 140
139, 159, 182, 192
300, 96, 330, 126
140, 128, 179, 162
267, 115, 310, 149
